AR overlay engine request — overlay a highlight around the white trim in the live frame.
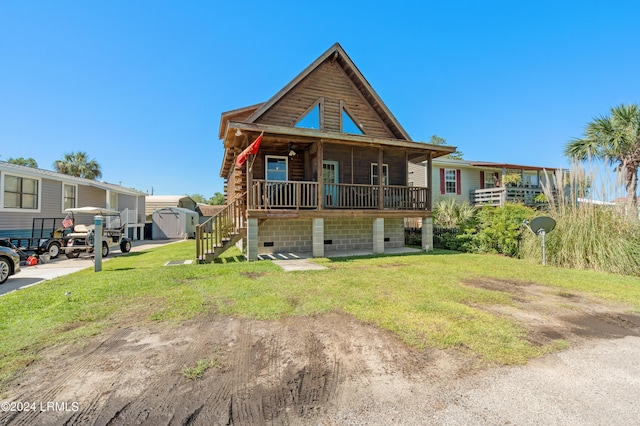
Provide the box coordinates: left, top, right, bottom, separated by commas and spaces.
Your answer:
444, 168, 457, 194
106, 190, 118, 211
0, 171, 42, 213
61, 182, 78, 213
322, 160, 340, 184
370, 163, 389, 185
265, 155, 288, 181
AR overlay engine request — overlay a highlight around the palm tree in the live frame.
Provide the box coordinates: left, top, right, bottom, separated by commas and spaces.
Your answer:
53, 152, 102, 180
565, 104, 640, 207
7, 157, 38, 168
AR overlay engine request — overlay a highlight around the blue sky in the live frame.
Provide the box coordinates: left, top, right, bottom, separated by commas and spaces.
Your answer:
1, 1, 639, 198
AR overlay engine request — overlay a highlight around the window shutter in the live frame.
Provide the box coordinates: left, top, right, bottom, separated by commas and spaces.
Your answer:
480, 171, 485, 189
456, 169, 461, 194
440, 168, 445, 194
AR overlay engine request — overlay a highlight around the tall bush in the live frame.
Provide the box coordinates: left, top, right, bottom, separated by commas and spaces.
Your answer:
521, 164, 640, 275
463, 203, 536, 256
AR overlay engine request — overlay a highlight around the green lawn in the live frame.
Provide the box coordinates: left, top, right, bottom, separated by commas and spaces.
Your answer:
1, 241, 639, 388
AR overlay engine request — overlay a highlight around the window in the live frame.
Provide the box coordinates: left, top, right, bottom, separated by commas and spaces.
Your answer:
109, 191, 118, 210
445, 169, 457, 194
408, 171, 414, 187
295, 103, 321, 130
266, 156, 288, 181
63, 184, 77, 210
341, 107, 364, 135
371, 163, 389, 185
3, 174, 38, 209
484, 171, 498, 188
524, 173, 539, 187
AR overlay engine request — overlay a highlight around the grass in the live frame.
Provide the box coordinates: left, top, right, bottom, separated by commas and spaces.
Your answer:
1, 241, 640, 388
181, 349, 224, 380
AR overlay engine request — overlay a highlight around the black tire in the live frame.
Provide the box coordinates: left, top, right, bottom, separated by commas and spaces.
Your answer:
120, 240, 132, 253
0, 258, 10, 284
102, 242, 109, 258
47, 242, 61, 258
66, 251, 81, 259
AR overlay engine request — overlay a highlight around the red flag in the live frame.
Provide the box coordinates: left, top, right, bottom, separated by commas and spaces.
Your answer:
62, 213, 74, 229
235, 132, 263, 168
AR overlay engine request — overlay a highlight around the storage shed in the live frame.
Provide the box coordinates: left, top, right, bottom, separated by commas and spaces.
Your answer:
151, 207, 199, 240
145, 195, 198, 222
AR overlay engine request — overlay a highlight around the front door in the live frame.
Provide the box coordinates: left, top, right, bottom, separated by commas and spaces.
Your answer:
323, 161, 339, 207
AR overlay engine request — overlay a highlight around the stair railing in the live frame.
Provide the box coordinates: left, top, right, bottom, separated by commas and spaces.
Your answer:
196, 192, 246, 261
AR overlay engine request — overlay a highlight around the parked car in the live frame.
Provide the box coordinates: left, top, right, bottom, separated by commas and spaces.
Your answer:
0, 244, 21, 284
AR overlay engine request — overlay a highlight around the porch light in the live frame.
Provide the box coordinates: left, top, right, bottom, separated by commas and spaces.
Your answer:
288, 142, 297, 158
235, 129, 242, 136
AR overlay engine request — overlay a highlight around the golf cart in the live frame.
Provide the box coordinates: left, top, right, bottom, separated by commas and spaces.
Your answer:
63, 207, 132, 259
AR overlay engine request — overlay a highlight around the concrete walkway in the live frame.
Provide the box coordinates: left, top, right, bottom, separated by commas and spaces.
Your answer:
0, 240, 177, 296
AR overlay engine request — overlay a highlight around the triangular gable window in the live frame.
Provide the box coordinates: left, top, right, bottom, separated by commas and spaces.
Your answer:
295, 103, 321, 130
341, 106, 364, 135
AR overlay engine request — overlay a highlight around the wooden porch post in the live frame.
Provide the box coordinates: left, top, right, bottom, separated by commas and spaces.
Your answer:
378, 148, 384, 209
405, 150, 409, 185
246, 160, 253, 209
426, 152, 433, 210
317, 140, 324, 210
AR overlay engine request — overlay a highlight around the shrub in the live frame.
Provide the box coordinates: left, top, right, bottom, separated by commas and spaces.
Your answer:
463, 203, 536, 256
434, 198, 475, 228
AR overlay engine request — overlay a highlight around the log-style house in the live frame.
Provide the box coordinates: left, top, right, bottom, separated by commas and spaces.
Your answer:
196, 43, 455, 262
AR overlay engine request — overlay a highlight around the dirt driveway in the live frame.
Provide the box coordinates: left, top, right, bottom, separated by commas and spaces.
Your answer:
1, 278, 639, 425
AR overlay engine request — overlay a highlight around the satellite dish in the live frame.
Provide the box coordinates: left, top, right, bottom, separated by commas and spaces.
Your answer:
523, 216, 556, 266
529, 216, 556, 234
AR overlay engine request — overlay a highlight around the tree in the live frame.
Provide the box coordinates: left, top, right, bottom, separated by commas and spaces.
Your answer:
53, 152, 102, 180
428, 135, 464, 160
8, 157, 38, 168
189, 192, 225, 205
188, 193, 208, 204
565, 104, 640, 207
209, 192, 225, 205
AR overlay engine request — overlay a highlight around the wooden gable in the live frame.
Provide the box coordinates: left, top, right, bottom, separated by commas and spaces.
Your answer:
254, 59, 394, 138
245, 43, 412, 141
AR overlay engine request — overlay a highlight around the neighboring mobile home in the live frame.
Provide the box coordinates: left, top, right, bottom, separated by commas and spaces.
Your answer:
409, 157, 562, 207
0, 161, 146, 240
197, 43, 456, 262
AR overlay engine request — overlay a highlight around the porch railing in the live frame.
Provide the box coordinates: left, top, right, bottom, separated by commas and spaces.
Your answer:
470, 187, 506, 206
470, 186, 544, 206
250, 180, 430, 210
251, 181, 318, 209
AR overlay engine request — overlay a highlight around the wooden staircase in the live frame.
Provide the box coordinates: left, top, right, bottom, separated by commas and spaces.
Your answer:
196, 194, 246, 263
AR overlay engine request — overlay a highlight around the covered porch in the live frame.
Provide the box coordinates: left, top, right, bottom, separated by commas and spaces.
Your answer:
468, 161, 552, 207
224, 123, 450, 214
470, 186, 545, 207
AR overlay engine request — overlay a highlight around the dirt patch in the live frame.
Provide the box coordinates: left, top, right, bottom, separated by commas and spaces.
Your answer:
0, 313, 470, 425
240, 271, 268, 279
462, 278, 640, 344
2, 280, 640, 425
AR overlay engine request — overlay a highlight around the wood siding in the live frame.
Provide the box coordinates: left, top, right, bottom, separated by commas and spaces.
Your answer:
255, 61, 394, 138
248, 143, 408, 187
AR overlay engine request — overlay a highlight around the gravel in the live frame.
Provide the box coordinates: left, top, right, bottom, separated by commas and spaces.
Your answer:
325, 336, 640, 425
